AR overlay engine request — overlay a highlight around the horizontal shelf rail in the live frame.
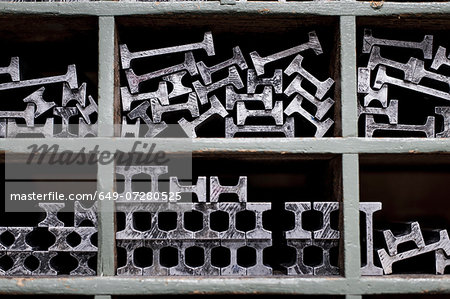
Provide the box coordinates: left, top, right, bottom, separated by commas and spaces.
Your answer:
1, 137, 450, 154
1, 276, 450, 295
1, 2, 450, 17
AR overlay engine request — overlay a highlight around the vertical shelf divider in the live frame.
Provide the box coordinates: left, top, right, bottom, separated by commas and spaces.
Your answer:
97, 16, 116, 285
340, 15, 361, 284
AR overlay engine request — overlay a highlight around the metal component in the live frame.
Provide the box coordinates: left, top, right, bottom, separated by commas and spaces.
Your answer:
167, 203, 194, 240
162, 71, 192, 99
117, 239, 143, 275
218, 203, 246, 240
313, 202, 340, 240
62, 82, 87, 107
358, 99, 398, 124
121, 81, 169, 112
284, 95, 334, 137
120, 31, 215, 70
435, 249, 450, 275
285, 54, 334, 99
225, 116, 295, 138
378, 230, 450, 275
141, 166, 168, 193
115, 166, 142, 201
53, 107, 78, 137
23, 87, 56, 118
360, 202, 383, 276
74, 201, 97, 227
226, 85, 273, 110
313, 240, 339, 275
170, 240, 220, 276
151, 92, 199, 123
210, 176, 247, 203
7, 227, 33, 251
284, 75, 334, 120
193, 66, 244, 105
192, 203, 219, 240
6, 252, 32, 276
383, 222, 425, 256
247, 69, 282, 94
32, 251, 58, 276
125, 52, 198, 94
127, 101, 168, 138
367, 46, 414, 77
431, 46, 450, 71
358, 67, 388, 108
78, 118, 98, 137
116, 202, 163, 240
284, 202, 312, 240
0, 56, 20, 82
0, 64, 78, 91
363, 28, 433, 59
49, 227, 97, 252
286, 240, 313, 275
0, 227, 7, 250
246, 240, 272, 276
365, 115, 435, 138
70, 252, 96, 276
170, 176, 207, 202
249, 31, 323, 75
0, 252, 4, 275
6, 118, 54, 138
435, 106, 450, 138
197, 46, 248, 85
77, 95, 98, 124
0, 104, 35, 126
236, 101, 283, 125
220, 240, 247, 275
246, 203, 271, 240
142, 240, 169, 275
374, 66, 450, 101
178, 95, 228, 138
38, 203, 65, 227
121, 117, 140, 137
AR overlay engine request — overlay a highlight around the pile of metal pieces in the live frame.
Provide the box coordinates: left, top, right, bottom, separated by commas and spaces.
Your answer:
358, 29, 450, 138
120, 31, 335, 138
360, 202, 450, 275
0, 57, 98, 138
115, 166, 340, 276
0, 202, 97, 276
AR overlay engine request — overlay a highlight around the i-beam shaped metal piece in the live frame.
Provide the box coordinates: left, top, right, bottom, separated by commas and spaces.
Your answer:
126, 52, 198, 94
357, 99, 398, 124
53, 107, 78, 137
360, 202, 383, 276
236, 101, 283, 125
225, 116, 295, 138
285, 54, 334, 99
7, 118, 54, 138
209, 176, 247, 202
170, 176, 207, 202
0, 104, 35, 126
363, 28, 433, 59
197, 46, 247, 85
249, 31, 323, 75
162, 71, 192, 99
378, 230, 450, 274
431, 46, 450, 70
383, 222, 425, 256
120, 32, 215, 69
0, 64, 78, 91
365, 115, 435, 138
